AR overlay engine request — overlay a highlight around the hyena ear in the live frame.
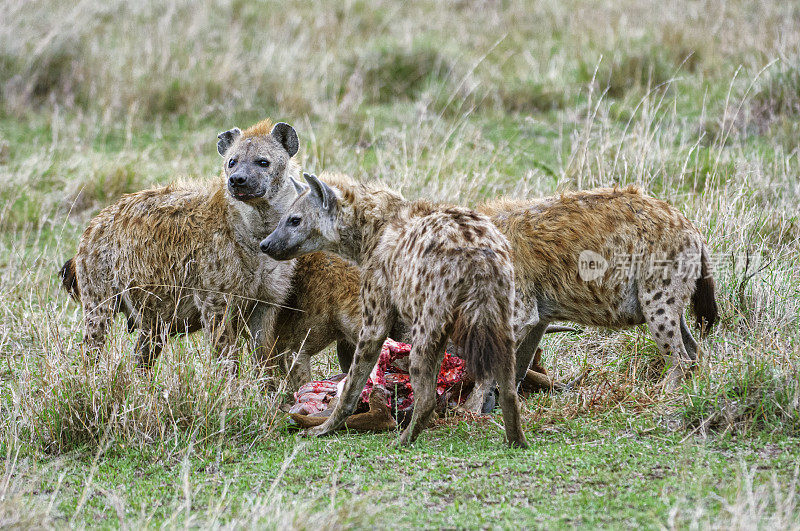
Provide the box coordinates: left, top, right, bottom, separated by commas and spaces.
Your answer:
217, 128, 241, 156
303, 172, 337, 212
289, 174, 309, 196
271, 122, 299, 158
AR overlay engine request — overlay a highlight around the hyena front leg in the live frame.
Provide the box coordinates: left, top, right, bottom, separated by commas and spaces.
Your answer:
461, 378, 497, 414
284, 332, 332, 392
301, 290, 393, 438
514, 321, 550, 385
285, 344, 313, 392
134, 322, 165, 369
336, 341, 356, 373
511, 292, 542, 381
398, 329, 447, 446
248, 302, 282, 374
80, 292, 115, 361
200, 299, 244, 375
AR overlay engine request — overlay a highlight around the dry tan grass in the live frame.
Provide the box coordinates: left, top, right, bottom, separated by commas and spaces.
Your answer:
0, 2, 798, 527
667, 464, 800, 530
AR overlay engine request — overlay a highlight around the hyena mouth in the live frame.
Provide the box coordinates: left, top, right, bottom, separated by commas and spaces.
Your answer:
228, 186, 266, 201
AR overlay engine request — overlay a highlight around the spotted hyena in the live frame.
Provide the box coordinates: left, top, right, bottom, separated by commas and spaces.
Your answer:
271, 251, 364, 387
260, 173, 527, 448
60, 120, 301, 369
271, 186, 715, 404
272, 247, 571, 392
477, 186, 717, 393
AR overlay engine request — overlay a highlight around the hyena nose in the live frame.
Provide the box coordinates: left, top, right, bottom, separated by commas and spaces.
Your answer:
229, 173, 247, 186
259, 239, 271, 254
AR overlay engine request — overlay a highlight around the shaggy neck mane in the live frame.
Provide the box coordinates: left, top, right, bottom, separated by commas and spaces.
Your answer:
324, 174, 406, 264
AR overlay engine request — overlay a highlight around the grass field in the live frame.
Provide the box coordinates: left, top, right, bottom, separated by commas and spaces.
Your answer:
1, 0, 799, 528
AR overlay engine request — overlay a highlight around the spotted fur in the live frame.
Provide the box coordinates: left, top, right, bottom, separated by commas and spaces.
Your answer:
268, 185, 715, 396
271, 252, 363, 386
478, 186, 717, 389
261, 173, 527, 448
272, 251, 569, 393
60, 120, 302, 370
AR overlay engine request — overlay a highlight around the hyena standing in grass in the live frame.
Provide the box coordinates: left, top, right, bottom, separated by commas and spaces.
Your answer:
475, 186, 718, 395
271, 252, 363, 385
269, 184, 714, 405
60, 120, 301, 369
260, 173, 527, 447
273, 250, 570, 392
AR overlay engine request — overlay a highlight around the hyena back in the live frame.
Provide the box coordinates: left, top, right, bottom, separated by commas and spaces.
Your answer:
479, 186, 717, 388
261, 173, 527, 448
271, 250, 570, 393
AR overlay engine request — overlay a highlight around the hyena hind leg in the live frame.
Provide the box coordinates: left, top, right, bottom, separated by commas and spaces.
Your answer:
398, 330, 447, 446
462, 321, 550, 415
642, 301, 693, 389
679, 314, 699, 363
495, 348, 528, 449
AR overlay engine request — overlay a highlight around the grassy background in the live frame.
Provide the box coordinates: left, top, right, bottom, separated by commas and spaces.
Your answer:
1, 0, 799, 527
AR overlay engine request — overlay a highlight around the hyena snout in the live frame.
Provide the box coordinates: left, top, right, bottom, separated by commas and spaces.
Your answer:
259, 238, 273, 255
259, 235, 292, 260
260, 216, 312, 260
227, 166, 267, 200
228, 171, 248, 186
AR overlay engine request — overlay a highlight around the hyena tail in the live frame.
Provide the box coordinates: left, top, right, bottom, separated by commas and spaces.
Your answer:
691, 245, 718, 336
451, 282, 514, 382
59, 257, 81, 302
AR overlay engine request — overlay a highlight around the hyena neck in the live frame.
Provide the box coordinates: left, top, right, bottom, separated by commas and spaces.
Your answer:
331, 182, 406, 265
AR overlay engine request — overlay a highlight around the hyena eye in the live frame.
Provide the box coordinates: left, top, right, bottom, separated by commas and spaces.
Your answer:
287, 216, 301, 227
256, 159, 270, 168
228, 158, 237, 168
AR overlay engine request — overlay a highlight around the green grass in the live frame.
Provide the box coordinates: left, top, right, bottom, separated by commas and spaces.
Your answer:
6, 417, 800, 528
1, 0, 800, 527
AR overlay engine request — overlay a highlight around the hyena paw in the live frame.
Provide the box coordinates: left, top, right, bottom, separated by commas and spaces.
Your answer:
299, 423, 335, 438
392, 427, 417, 448
388, 438, 408, 449
658, 365, 690, 394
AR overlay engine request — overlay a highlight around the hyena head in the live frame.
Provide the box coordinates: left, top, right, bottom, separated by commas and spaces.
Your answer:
216, 121, 299, 203
260, 173, 339, 261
